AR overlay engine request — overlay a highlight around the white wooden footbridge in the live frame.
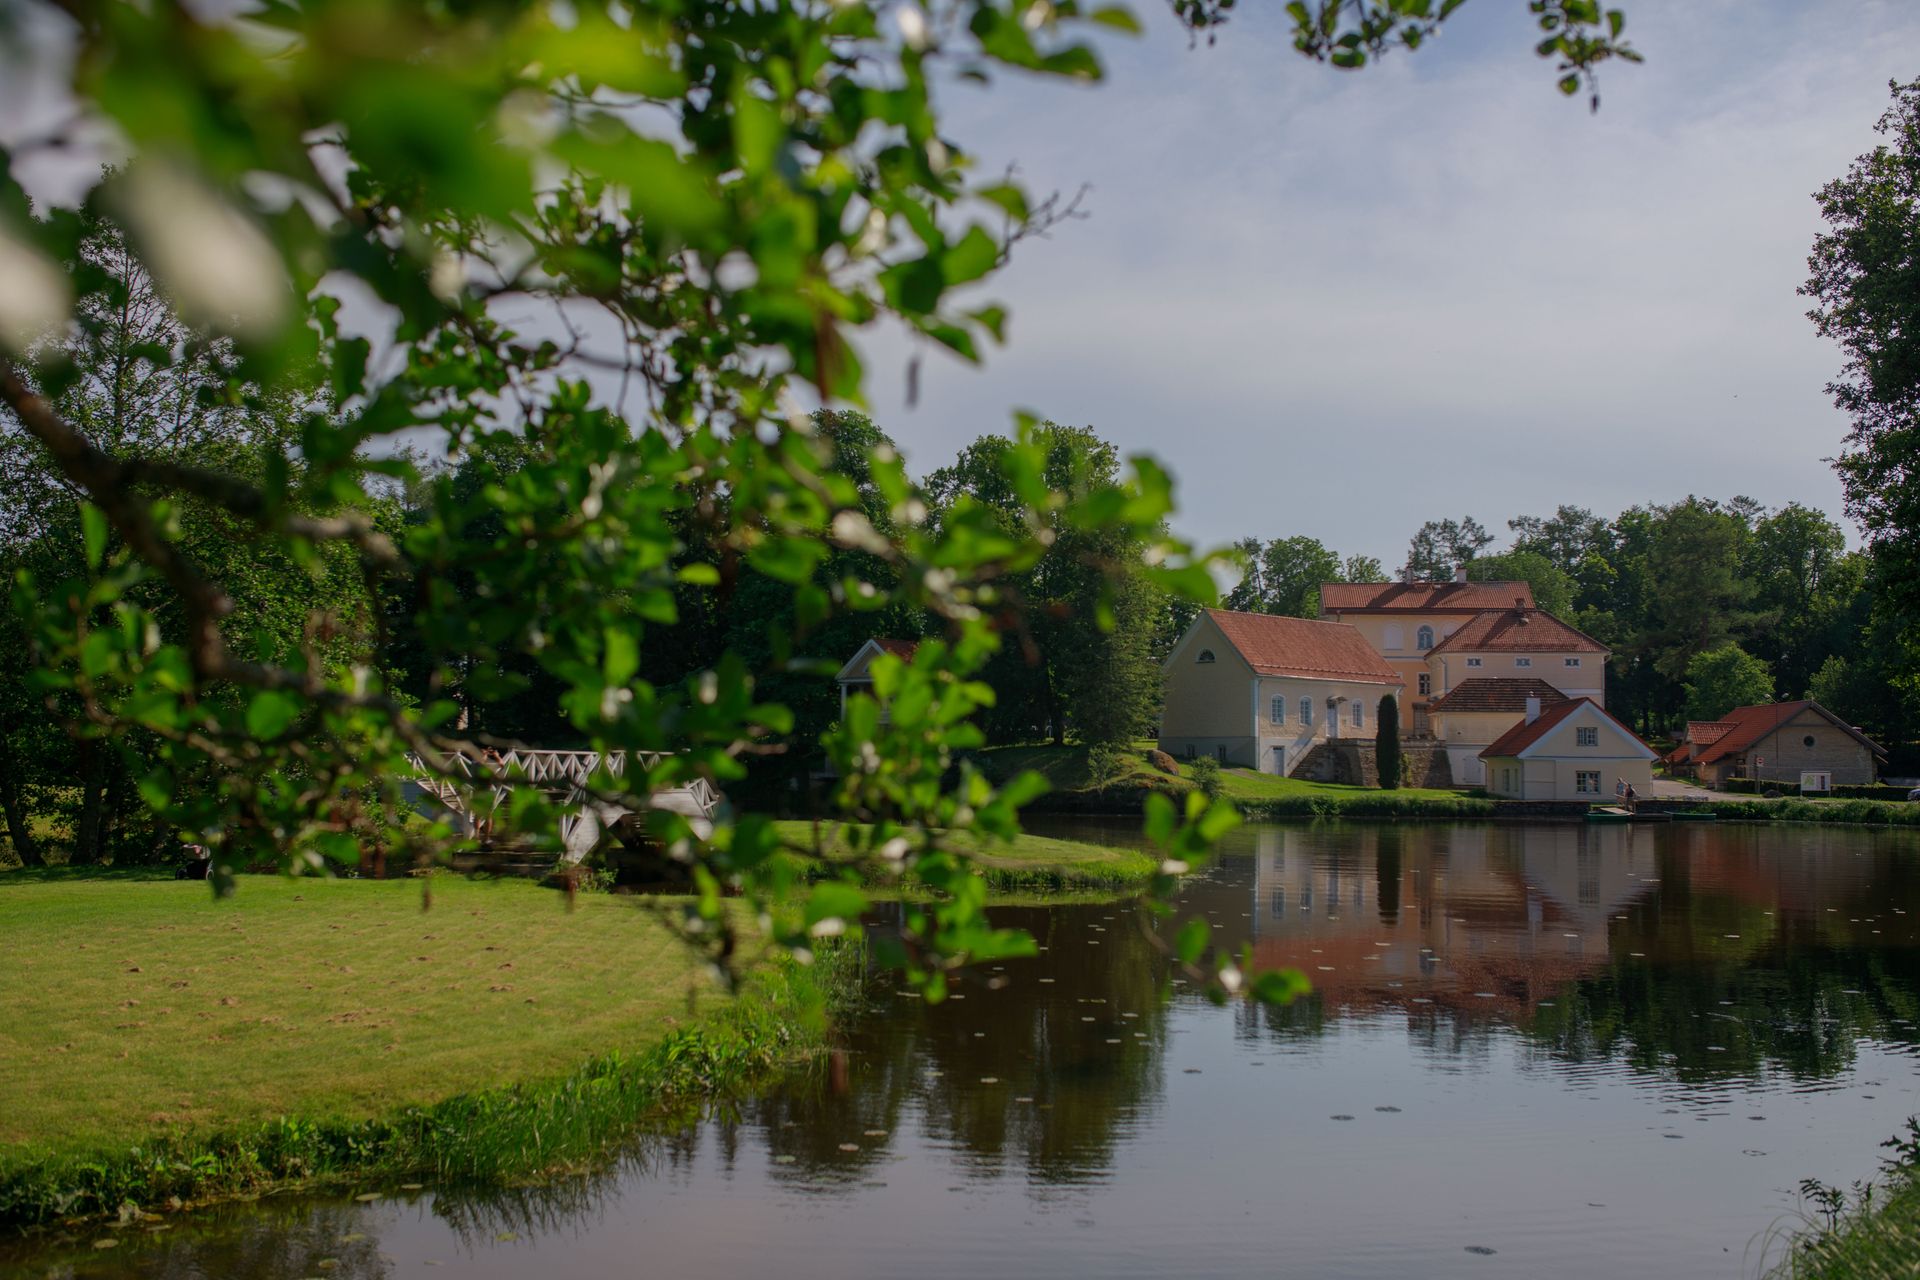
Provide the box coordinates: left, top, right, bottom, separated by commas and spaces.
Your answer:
405, 750, 720, 863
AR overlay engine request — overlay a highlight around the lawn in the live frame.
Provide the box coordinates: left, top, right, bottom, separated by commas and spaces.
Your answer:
0, 873, 747, 1155
971, 741, 1464, 802
769, 819, 1156, 889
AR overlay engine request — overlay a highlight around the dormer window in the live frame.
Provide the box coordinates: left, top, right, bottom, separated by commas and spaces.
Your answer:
1197, 649, 1216, 664
1416, 625, 1435, 650
1515, 657, 1532, 668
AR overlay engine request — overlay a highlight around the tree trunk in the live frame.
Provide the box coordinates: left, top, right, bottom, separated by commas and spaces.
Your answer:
100, 754, 128, 861
0, 739, 44, 866
72, 739, 106, 865
1043, 663, 1065, 747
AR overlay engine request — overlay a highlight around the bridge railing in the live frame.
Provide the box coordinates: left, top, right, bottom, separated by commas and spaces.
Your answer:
404, 749, 719, 820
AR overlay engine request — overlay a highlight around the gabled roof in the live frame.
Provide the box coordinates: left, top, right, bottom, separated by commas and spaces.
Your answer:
1479, 698, 1656, 761
1690, 700, 1887, 765
1427, 678, 1571, 715
1319, 581, 1535, 615
835, 637, 919, 682
1684, 720, 1736, 746
1426, 606, 1608, 656
1198, 609, 1401, 685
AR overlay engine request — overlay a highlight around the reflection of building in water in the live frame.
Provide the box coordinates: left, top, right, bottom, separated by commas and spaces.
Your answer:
1240, 825, 1661, 1021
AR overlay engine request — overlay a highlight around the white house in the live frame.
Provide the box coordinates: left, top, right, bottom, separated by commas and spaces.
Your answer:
1425, 677, 1572, 788
835, 638, 919, 720
1480, 697, 1656, 802
1158, 609, 1402, 776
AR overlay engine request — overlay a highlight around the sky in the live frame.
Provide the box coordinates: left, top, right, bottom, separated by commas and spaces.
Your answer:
846, 0, 1920, 568
5, 1, 1913, 572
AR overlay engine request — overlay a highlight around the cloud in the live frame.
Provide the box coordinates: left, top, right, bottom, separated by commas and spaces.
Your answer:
854, 0, 1919, 565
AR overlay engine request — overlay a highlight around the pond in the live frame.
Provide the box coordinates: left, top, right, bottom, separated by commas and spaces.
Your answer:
11, 819, 1920, 1279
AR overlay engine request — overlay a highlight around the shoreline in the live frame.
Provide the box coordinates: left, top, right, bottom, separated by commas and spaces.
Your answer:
1020, 790, 1920, 827
0, 948, 858, 1232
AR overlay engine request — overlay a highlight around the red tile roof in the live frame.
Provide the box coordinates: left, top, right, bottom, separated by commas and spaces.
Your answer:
1203, 609, 1401, 684
1690, 700, 1886, 765
1427, 678, 1571, 715
1684, 720, 1735, 746
1426, 607, 1608, 656
1319, 581, 1535, 614
1478, 698, 1655, 760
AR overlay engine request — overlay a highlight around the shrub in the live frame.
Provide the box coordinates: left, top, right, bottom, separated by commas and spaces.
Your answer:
1187, 755, 1224, 800
1719, 778, 1913, 800
1085, 743, 1124, 788
1375, 694, 1403, 791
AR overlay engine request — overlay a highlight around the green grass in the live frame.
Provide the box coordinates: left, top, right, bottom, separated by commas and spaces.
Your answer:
1712, 798, 1920, 827
1213, 769, 1461, 803
769, 819, 1157, 891
969, 741, 1487, 818
0, 873, 851, 1225
1769, 1131, 1920, 1279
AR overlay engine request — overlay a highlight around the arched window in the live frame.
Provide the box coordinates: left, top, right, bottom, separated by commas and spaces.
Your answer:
1197, 649, 1216, 664
1300, 696, 1313, 726
1416, 625, 1435, 650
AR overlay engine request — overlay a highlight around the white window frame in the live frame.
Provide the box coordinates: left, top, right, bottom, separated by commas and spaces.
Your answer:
1271, 695, 1286, 725
1576, 770, 1601, 794
1300, 696, 1313, 727
1576, 727, 1598, 747
1351, 700, 1364, 728
1465, 657, 1482, 668
1417, 673, 1431, 696
1416, 625, 1435, 651
1564, 657, 1581, 668
1515, 657, 1532, 668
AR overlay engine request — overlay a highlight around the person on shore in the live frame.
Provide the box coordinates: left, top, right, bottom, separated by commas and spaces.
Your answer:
174, 842, 212, 880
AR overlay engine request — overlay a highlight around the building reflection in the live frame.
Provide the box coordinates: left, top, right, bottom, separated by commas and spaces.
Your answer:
1225, 824, 1659, 1023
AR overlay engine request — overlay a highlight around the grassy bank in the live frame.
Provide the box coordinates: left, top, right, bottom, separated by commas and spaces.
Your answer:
1711, 798, 1920, 827
771, 819, 1157, 891
1768, 1125, 1920, 1279
971, 742, 1485, 819
0, 874, 855, 1227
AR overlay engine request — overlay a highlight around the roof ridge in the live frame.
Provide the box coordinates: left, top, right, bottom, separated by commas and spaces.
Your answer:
1205, 606, 1370, 630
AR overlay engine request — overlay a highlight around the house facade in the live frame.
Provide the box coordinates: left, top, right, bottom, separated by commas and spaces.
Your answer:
1480, 698, 1656, 802
1425, 677, 1571, 787
1674, 700, 1885, 788
1159, 609, 1401, 775
1422, 605, 1608, 707
834, 638, 919, 721
1318, 574, 1537, 734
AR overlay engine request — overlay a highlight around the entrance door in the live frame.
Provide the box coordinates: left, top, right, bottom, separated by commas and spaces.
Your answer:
1324, 702, 1338, 740
1272, 746, 1286, 776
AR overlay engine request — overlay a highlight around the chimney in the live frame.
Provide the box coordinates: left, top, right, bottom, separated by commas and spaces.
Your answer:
1453, 565, 1468, 584
1400, 565, 1415, 585
1515, 595, 1527, 611
1524, 695, 1541, 724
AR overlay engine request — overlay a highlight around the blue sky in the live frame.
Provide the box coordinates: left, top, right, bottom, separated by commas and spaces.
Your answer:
851, 0, 1920, 568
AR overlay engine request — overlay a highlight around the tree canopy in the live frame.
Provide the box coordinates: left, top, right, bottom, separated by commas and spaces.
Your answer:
0, 0, 1649, 1002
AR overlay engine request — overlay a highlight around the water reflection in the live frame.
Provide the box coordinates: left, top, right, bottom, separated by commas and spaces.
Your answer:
14, 820, 1920, 1280
1156, 822, 1920, 1083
